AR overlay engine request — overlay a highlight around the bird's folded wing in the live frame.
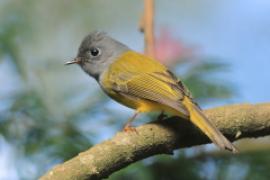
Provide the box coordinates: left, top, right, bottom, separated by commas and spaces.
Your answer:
111, 70, 189, 116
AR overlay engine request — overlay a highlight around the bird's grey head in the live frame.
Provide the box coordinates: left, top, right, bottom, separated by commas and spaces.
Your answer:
66, 32, 129, 80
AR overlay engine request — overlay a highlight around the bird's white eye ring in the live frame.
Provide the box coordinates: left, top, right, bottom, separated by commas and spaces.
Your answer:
89, 47, 101, 57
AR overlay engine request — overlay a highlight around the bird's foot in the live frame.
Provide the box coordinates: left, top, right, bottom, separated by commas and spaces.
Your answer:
157, 112, 167, 121
123, 124, 138, 134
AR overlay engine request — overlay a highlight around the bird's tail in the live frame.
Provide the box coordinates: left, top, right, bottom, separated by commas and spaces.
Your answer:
182, 96, 238, 153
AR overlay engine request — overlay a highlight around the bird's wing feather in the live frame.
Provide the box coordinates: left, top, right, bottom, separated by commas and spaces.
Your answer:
105, 51, 190, 115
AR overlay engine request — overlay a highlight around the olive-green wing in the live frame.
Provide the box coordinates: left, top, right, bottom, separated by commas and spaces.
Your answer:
111, 70, 189, 116
103, 51, 191, 116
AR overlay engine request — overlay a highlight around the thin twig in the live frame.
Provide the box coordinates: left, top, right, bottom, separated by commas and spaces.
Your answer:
141, 0, 155, 57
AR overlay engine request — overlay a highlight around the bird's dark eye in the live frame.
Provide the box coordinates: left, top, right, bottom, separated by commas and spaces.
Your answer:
89, 47, 100, 57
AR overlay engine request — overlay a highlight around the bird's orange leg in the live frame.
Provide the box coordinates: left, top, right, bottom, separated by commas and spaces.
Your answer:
123, 111, 139, 132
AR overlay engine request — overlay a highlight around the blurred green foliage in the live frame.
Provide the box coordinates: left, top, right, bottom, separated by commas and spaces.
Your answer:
0, 1, 269, 180
182, 60, 235, 103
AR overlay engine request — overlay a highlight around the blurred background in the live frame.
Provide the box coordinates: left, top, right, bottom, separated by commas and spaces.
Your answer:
1, 0, 270, 179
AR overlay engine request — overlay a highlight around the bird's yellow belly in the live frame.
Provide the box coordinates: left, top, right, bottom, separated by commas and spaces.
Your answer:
107, 91, 185, 117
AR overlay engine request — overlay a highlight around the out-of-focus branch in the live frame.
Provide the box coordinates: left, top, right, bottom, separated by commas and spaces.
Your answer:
40, 103, 270, 180
140, 0, 155, 57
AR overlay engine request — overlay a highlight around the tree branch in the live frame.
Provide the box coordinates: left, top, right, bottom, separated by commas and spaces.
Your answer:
40, 103, 270, 180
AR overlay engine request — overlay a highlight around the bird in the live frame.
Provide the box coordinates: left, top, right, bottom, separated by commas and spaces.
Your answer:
66, 31, 238, 153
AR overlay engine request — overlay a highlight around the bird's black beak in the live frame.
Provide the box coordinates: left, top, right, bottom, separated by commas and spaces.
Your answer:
65, 57, 81, 65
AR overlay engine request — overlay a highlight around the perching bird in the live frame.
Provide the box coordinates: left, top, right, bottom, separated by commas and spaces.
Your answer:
66, 32, 238, 153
